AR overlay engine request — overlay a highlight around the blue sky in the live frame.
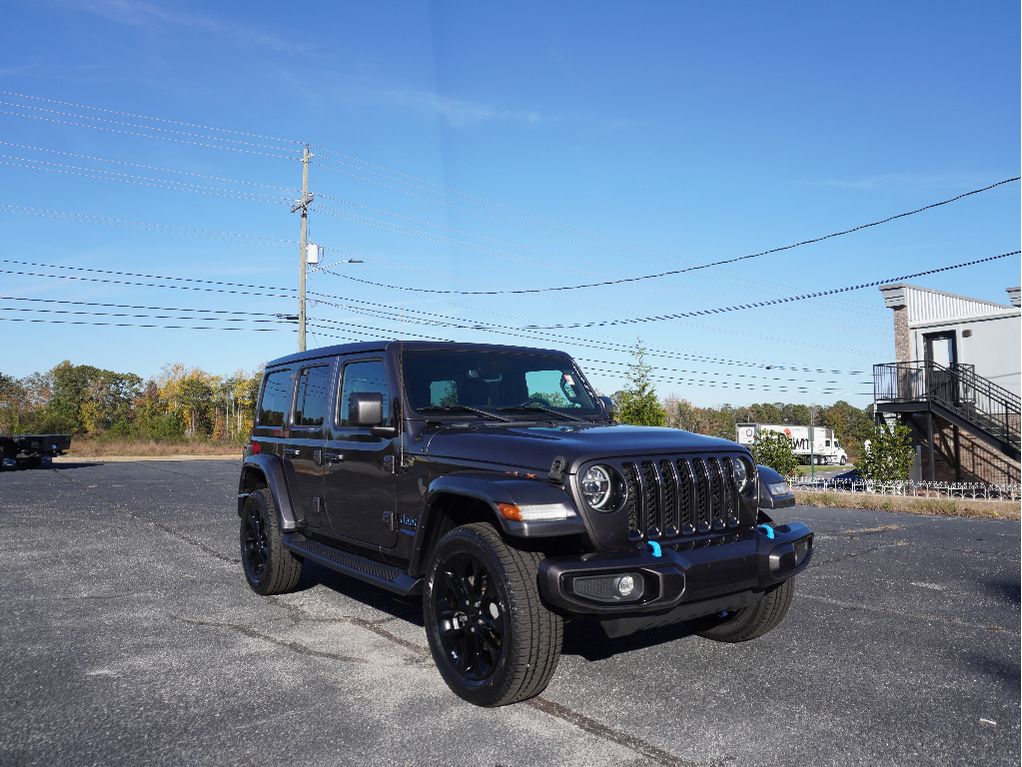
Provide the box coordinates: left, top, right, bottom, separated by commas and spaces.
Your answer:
0, 1, 1018, 407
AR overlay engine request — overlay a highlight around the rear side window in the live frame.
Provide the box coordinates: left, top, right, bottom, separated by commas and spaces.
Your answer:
338, 360, 391, 426
293, 365, 332, 428
258, 369, 294, 426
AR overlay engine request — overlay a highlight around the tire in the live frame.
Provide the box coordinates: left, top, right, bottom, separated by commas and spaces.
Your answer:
840, 456, 847, 466
423, 523, 563, 707
689, 578, 794, 643
240, 487, 302, 596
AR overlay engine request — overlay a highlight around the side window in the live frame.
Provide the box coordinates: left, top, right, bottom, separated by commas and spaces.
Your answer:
338, 360, 391, 427
293, 365, 332, 428
258, 369, 294, 426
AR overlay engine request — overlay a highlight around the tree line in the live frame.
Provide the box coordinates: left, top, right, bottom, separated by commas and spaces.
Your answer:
0, 361, 262, 443
610, 343, 877, 463
1, 350, 877, 464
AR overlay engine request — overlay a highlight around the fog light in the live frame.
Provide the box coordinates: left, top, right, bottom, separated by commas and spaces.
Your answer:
572, 573, 645, 603
615, 574, 637, 598
794, 537, 812, 566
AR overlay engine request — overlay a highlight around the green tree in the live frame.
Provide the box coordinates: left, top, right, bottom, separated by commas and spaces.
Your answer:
751, 431, 799, 477
859, 421, 915, 482
0, 373, 28, 433
616, 341, 666, 427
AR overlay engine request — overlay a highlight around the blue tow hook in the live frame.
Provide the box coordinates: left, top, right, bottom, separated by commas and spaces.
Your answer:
647, 540, 662, 558
757, 523, 776, 540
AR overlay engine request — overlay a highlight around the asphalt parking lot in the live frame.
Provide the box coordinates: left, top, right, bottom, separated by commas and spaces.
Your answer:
2, 459, 1019, 767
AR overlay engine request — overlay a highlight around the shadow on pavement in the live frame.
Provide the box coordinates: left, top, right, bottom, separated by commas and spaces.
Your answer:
563, 619, 696, 661
299, 560, 423, 625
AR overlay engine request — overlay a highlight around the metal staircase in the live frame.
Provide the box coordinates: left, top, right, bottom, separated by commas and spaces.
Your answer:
873, 361, 1021, 463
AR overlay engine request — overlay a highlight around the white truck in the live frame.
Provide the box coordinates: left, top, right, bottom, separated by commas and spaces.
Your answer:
736, 423, 848, 466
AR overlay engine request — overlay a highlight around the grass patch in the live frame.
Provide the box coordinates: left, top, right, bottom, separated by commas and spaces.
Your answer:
795, 489, 1019, 520
68, 439, 241, 457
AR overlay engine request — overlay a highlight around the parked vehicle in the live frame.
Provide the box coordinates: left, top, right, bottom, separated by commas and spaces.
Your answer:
736, 423, 848, 465
0, 433, 72, 470
238, 341, 814, 706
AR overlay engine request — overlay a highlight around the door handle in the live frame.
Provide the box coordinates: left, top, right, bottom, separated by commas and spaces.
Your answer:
283, 447, 301, 457
322, 452, 344, 463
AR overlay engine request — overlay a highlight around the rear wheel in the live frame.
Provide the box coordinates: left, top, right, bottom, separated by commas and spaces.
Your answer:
423, 523, 562, 707
240, 487, 302, 595
689, 579, 794, 642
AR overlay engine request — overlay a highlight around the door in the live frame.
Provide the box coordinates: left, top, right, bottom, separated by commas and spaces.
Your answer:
923, 332, 957, 402
322, 358, 398, 548
283, 363, 334, 529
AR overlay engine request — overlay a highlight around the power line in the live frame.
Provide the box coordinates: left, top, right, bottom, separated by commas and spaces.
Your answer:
506, 250, 1021, 330
0, 306, 288, 324
0, 108, 298, 160
0, 140, 300, 192
0, 202, 296, 246
0, 99, 300, 156
0, 154, 293, 205
305, 316, 857, 395
321, 177, 1021, 295
312, 263, 882, 359
0, 295, 288, 316
0, 317, 286, 332
0, 257, 873, 376
0, 90, 306, 147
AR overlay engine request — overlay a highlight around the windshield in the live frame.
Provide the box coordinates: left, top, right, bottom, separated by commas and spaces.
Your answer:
402, 348, 601, 418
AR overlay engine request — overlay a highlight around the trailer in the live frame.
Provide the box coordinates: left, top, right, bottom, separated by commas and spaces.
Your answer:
0, 434, 72, 470
736, 423, 847, 465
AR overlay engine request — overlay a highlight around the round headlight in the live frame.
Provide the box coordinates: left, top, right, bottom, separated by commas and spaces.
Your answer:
731, 457, 753, 493
581, 465, 614, 510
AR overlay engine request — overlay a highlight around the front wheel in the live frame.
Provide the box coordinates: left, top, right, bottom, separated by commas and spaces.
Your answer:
423, 523, 563, 707
689, 578, 794, 642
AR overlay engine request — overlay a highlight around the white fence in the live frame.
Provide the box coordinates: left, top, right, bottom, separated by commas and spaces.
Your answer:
791, 476, 1021, 502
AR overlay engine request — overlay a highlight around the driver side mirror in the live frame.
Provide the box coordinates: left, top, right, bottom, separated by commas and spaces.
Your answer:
599, 395, 616, 420
349, 392, 398, 437
350, 392, 384, 426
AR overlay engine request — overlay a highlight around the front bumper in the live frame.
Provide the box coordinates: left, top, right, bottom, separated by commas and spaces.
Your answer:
537, 522, 813, 618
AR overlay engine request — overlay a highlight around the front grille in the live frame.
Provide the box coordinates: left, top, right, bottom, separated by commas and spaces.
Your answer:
619, 455, 742, 540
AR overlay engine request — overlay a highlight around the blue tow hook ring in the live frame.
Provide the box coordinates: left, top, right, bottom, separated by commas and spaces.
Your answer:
647, 540, 662, 558
757, 523, 776, 540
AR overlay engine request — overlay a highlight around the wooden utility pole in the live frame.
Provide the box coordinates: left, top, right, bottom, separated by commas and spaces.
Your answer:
293, 145, 313, 351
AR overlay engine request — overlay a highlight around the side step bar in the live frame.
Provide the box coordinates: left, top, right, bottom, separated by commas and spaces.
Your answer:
282, 533, 422, 596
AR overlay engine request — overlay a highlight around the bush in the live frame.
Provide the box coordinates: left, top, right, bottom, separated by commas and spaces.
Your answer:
859, 422, 914, 482
751, 431, 799, 477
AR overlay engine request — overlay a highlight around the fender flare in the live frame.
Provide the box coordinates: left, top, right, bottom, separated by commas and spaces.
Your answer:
408, 472, 585, 576
238, 453, 299, 531
756, 464, 796, 510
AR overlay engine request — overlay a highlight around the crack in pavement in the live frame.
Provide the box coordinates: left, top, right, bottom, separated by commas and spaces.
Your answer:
814, 524, 906, 537
175, 615, 377, 665
53, 469, 240, 565
527, 697, 716, 767
813, 541, 908, 566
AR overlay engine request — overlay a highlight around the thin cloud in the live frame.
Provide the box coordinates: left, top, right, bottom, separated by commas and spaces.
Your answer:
58, 0, 314, 55
379, 88, 561, 127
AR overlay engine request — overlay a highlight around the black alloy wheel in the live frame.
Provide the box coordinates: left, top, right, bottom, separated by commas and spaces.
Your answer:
242, 501, 269, 583
239, 488, 302, 595
424, 523, 563, 707
432, 552, 507, 681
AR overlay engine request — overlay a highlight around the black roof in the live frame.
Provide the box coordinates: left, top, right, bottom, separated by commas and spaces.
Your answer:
265, 340, 567, 368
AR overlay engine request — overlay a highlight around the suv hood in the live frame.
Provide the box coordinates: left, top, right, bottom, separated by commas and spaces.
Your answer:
421, 422, 745, 473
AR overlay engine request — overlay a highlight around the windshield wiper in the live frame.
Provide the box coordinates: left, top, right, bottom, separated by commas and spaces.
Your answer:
417, 405, 514, 422
496, 405, 587, 423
